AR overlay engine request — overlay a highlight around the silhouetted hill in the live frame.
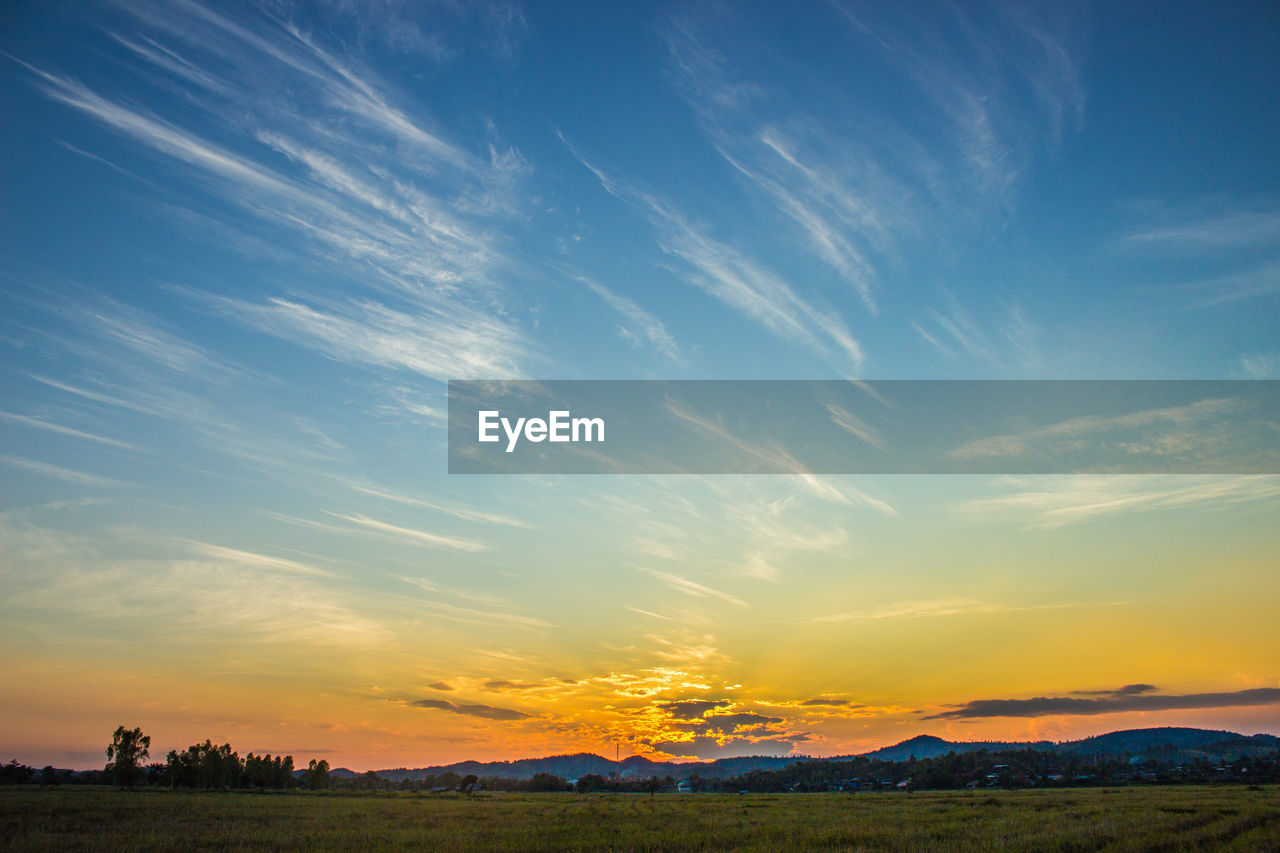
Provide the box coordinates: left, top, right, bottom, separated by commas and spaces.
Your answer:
858, 727, 1278, 763
860, 734, 1054, 762
339, 727, 1277, 780
1060, 727, 1241, 754
367, 752, 804, 781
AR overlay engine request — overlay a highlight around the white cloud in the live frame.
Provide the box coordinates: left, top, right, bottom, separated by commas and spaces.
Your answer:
571, 272, 682, 364
0, 411, 138, 451
807, 597, 1112, 624
325, 511, 489, 552
955, 475, 1280, 529
564, 141, 864, 370
635, 566, 748, 608
206, 294, 530, 381
0, 453, 131, 488
180, 540, 335, 577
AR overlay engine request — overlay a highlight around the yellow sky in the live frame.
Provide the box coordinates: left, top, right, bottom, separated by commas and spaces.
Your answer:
3, 474, 1278, 770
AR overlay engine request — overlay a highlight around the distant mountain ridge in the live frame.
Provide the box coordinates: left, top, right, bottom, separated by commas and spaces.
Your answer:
855, 734, 1055, 762
324, 727, 1278, 780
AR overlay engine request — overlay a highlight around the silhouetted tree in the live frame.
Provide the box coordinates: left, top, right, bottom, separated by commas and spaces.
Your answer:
165, 740, 242, 789
353, 770, 383, 790
575, 773, 607, 793
526, 772, 571, 792
105, 726, 150, 788
1, 761, 35, 785
304, 759, 330, 790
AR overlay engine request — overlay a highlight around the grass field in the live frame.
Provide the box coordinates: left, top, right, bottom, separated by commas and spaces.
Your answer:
2, 785, 1278, 851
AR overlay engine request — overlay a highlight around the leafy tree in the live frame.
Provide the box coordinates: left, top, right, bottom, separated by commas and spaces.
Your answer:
353, 770, 384, 790
105, 726, 150, 788
304, 759, 330, 790
575, 773, 607, 793
165, 740, 243, 789
1, 761, 35, 785
525, 772, 571, 792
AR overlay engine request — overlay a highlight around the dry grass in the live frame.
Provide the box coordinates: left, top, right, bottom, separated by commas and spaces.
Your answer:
2, 785, 1278, 851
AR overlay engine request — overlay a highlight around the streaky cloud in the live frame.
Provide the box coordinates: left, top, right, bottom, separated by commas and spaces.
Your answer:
926, 686, 1280, 720
806, 597, 1109, 624
181, 540, 335, 577
634, 566, 748, 608
407, 698, 532, 721
0, 453, 130, 488
325, 511, 489, 552
345, 481, 533, 529
563, 139, 864, 370
568, 271, 683, 365
956, 475, 1280, 529
0, 410, 139, 451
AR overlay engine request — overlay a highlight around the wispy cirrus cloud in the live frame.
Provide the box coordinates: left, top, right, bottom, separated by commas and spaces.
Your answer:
831, 1, 1083, 198
200, 293, 530, 381
2, 519, 389, 649
0, 410, 139, 451
395, 581, 556, 631
911, 295, 1042, 369
634, 566, 748, 608
947, 397, 1244, 461
956, 474, 1280, 529
0, 453, 131, 488
345, 481, 533, 530
23, 371, 348, 482
662, 2, 1082, 329
569, 272, 682, 365
664, 398, 893, 513
806, 598, 1116, 624
7, 284, 251, 385
1115, 209, 1280, 254
564, 142, 864, 370
19, 0, 537, 389
325, 511, 489, 553
180, 540, 335, 578
662, 16, 890, 312
1186, 264, 1280, 307
925, 685, 1280, 720
1240, 353, 1280, 379
1111, 200, 1280, 307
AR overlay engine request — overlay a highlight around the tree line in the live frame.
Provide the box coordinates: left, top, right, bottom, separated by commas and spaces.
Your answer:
3, 725, 333, 790
4, 726, 1276, 793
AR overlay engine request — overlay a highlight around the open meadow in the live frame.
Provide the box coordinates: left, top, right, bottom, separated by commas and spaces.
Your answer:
2, 785, 1278, 852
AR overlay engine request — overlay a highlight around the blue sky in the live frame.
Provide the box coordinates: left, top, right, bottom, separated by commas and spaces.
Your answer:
1, 1, 1278, 768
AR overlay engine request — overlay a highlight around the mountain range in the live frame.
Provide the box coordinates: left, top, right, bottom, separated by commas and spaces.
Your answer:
326, 727, 1279, 780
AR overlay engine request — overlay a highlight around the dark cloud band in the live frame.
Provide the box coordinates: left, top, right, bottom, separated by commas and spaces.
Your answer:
925, 686, 1280, 720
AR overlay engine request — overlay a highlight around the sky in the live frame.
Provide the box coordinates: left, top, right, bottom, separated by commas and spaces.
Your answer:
1, 0, 1278, 771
